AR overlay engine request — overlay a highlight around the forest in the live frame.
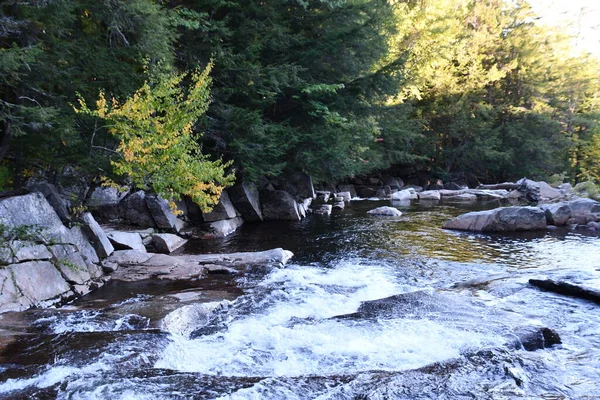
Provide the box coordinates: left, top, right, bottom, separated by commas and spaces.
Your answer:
1, 0, 599, 208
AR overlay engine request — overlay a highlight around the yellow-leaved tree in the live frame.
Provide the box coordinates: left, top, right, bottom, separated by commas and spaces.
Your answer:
74, 63, 234, 212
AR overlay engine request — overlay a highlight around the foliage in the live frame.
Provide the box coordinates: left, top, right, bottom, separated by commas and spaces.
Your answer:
74, 63, 235, 211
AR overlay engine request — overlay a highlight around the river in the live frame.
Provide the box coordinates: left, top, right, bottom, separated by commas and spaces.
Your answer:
0, 200, 599, 399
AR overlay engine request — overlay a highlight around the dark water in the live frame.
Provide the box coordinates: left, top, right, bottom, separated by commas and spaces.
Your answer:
0, 200, 599, 399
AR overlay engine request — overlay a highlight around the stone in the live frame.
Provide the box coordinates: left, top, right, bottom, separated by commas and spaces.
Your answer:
569, 198, 600, 223
204, 217, 244, 237
444, 182, 465, 191
152, 233, 187, 254
529, 279, 600, 304
538, 181, 564, 201
146, 195, 178, 230
120, 191, 156, 228
391, 188, 418, 201
539, 202, 571, 226
337, 184, 357, 198
367, 206, 402, 217
375, 189, 387, 198
513, 326, 562, 351
336, 191, 352, 202
106, 250, 153, 266
296, 202, 306, 218
80, 212, 114, 258
447, 193, 477, 202
261, 190, 301, 221
443, 206, 547, 232
356, 187, 377, 198
107, 231, 146, 252
403, 185, 423, 192
87, 186, 128, 208
289, 174, 316, 199
161, 301, 230, 338
10, 241, 52, 262
312, 205, 333, 216
202, 191, 240, 222
333, 202, 345, 210
467, 189, 508, 199
9, 261, 71, 304
228, 182, 263, 222
49, 244, 92, 285
314, 191, 331, 204
27, 182, 71, 224
0, 267, 33, 313
180, 248, 294, 267
418, 190, 441, 201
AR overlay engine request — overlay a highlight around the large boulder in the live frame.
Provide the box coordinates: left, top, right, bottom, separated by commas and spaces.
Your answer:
27, 182, 71, 225
119, 191, 156, 227
391, 188, 418, 201
161, 301, 230, 338
261, 190, 301, 221
228, 182, 263, 222
152, 233, 187, 254
80, 212, 114, 258
201, 191, 240, 222
568, 198, 600, 224
337, 184, 357, 198
204, 217, 245, 237
443, 206, 547, 232
287, 174, 316, 199
88, 186, 129, 208
367, 206, 402, 217
9, 261, 71, 304
107, 231, 146, 252
49, 244, 92, 285
146, 195, 179, 231
417, 190, 441, 201
539, 202, 572, 226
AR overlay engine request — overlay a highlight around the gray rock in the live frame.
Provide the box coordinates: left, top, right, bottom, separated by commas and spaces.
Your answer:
538, 181, 564, 201
540, 202, 571, 226
447, 193, 478, 202
161, 301, 230, 338
202, 191, 240, 222
0, 268, 33, 312
391, 188, 418, 201
333, 202, 345, 210
367, 206, 402, 217
261, 190, 301, 221
152, 233, 187, 254
290, 174, 316, 199
120, 191, 156, 227
87, 186, 128, 208
312, 204, 333, 216
443, 206, 547, 232
49, 244, 92, 285
569, 198, 600, 223
107, 231, 146, 252
337, 184, 357, 198
204, 217, 244, 237
418, 190, 441, 201
296, 202, 306, 218
80, 212, 114, 258
181, 248, 294, 267
467, 189, 508, 199
146, 195, 178, 230
356, 187, 377, 198
529, 278, 600, 304
314, 191, 331, 205
336, 191, 352, 202
9, 261, 71, 304
228, 182, 263, 222
10, 241, 52, 262
27, 182, 71, 224
106, 250, 153, 266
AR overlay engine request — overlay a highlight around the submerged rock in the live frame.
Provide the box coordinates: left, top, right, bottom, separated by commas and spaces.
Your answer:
529, 279, 600, 304
443, 207, 547, 232
367, 206, 402, 217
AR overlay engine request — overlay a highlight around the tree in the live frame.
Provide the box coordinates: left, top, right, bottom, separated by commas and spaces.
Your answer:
74, 63, 235, 211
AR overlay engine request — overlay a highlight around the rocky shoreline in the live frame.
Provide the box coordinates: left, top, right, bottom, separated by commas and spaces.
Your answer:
1, 174, 599, 313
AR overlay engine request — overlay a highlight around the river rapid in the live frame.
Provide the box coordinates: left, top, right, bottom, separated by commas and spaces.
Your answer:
0, 200, 599, 399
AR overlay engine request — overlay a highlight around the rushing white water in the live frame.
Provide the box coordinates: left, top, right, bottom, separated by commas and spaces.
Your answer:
155, 259, 503, 377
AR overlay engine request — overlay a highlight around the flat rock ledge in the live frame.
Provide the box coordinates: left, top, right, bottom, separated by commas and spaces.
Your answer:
105, 248, 294, 282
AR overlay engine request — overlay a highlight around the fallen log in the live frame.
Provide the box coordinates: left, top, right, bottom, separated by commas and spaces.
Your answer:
529, 279, 600, 305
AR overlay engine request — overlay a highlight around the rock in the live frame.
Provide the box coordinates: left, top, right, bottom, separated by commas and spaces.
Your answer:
202, 191, 240, 222
9, 261, 71, 304
539, 202, 571, 226
296, 202, 306, 218
152, 233, 187, 254
179, 248, 294, 267
228, 182, 263, 222
27, 182, 71, 224
447, 193, 478, 202
375, 189, 387, 198
337, 184, 357, 198
529, 279, 600, 304
314, 191, 331, 204
0, 268, 33, 312
356, 187, 377, 198
49, 244, 92, 285
261, 190, 301, 221
333, 202, 345, 210
443, 207, 547, 232
467, 189, 508, 199
203, 217, 245, 237
288, 174, 316, 199
444, 182, 465, 190
391, 188, 418, 201
312, 204, 333, 216
439, 189, 467, 197
87, 186, 128, 208
107, 231, 147, 252
367, 206, 402, 217
403, 185, 423, 192
538, 181, 564, 201
120, 191, 156, 228
146, 195, 179, 231
106, 250, 153, 266
80, 212, 114, 258
336, 191, 352, 202
9, 241, 52, 262
418, 190, 441, 201
568, 198, 600, 224
161, 301, 229, 338
512, 326, 562, 351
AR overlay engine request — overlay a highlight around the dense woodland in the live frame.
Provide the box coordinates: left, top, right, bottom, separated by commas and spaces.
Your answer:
1, 0, 599, 208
